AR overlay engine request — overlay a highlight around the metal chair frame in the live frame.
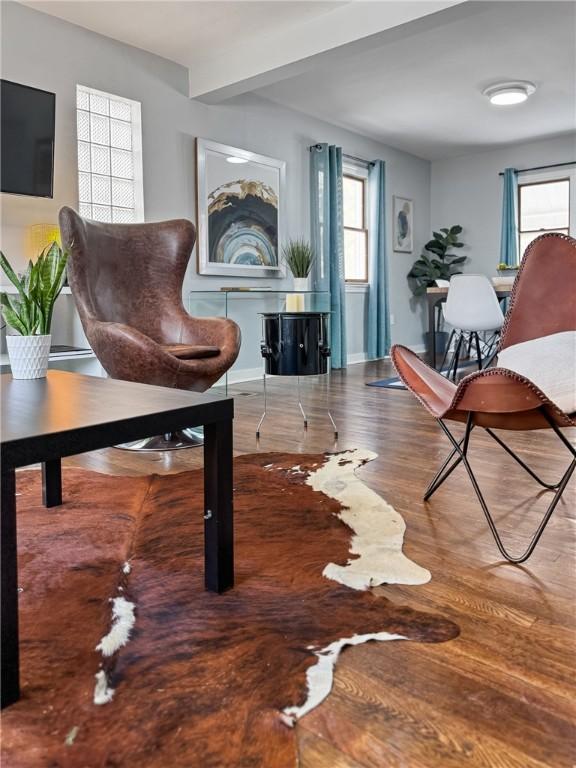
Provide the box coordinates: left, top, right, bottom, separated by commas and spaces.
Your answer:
425, 409, 576, 563
440, 329, 501, 380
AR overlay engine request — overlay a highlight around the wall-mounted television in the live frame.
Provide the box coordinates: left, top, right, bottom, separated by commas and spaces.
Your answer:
1, 79, 55, 198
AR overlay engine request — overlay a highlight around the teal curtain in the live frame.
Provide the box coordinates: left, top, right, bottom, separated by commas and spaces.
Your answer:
367, 159, 390, 359
310, 144, 347, 369
500, 168, 518, 266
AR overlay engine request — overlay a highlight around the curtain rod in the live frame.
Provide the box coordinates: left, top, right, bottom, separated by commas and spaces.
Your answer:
309, 143, 375, 167
498, 160, 576, 177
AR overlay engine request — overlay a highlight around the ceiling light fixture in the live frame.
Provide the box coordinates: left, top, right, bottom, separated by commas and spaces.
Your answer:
483, 81, 536, 106
226, 156, 248, 164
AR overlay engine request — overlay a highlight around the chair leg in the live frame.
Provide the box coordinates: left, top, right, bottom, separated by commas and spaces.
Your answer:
449, 333, 464, 381
473, 332, 483, 370
439, 329, 455, 374
467, 332, 473, 359
434, 412, 576, 563
481, 332, 500, 369
485, 428, 563, 489
423, 432, 469, 500
482, 348, 498, 370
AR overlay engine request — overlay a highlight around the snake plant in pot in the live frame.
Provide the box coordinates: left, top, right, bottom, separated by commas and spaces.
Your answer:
1, 243, 68, 379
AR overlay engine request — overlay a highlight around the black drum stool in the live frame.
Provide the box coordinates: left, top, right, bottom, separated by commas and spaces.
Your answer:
257, 312, 337, 438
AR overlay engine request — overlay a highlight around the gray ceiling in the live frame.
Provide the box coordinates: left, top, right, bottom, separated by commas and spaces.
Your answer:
256, 1, 576, 159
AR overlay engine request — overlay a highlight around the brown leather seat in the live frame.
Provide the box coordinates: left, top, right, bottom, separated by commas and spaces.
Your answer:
58, 207, 241, 392
392, 233, 576, 563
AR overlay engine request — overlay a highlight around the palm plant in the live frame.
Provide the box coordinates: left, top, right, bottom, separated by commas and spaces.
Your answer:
408, 226, 466, 296
1, 243, 68, 335
283, 239, 315, 278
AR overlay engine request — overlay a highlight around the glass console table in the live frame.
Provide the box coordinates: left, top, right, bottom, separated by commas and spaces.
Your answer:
187, 290, 331, 392
188, 289, 330, 315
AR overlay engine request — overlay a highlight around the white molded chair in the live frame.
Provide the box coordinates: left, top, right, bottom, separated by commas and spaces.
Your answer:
440, 274, 504, 380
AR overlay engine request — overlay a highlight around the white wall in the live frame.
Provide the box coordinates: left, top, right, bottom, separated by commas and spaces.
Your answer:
431, 134, 576, 276
1, 2, 432, 367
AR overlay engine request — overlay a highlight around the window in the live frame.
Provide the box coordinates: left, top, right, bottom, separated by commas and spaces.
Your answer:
343, 173, 368, 282
76, 85, 144, 223
518, 178, 570, 257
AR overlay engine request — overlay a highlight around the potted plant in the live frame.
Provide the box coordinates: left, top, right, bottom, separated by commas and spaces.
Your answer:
283, 238, 315, 291
407, 226, 467, 358
496, 262, 519, 279
1, 243, 68, 379
408, 226, 466, 296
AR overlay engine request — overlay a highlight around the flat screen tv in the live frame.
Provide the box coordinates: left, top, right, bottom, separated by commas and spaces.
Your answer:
1, 79, 55, 198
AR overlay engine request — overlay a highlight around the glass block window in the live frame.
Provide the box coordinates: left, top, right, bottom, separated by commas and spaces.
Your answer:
76, 85, 144, 223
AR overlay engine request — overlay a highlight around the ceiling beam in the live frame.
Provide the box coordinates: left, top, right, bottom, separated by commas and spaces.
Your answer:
189, 0, 468, 104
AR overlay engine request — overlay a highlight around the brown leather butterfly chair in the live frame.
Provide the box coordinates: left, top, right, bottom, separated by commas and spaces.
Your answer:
392, 233, 576, 563
59, 206, 241, 448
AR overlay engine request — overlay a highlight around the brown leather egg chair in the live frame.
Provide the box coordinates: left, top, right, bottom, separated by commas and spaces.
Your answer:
392, 233, 576, 563
59, 206, 241, 449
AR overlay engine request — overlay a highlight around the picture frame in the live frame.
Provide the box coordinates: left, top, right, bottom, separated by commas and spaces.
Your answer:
393, 195, 414, 253
196, 138, 286, 278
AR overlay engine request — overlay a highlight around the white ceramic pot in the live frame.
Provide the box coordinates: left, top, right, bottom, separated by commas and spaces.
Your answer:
6, 334, 51, 379
292, 277, 310, 292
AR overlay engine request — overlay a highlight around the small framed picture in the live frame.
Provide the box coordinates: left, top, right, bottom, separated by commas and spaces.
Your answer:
196, 138, 286, 278
393, 196, 413, 253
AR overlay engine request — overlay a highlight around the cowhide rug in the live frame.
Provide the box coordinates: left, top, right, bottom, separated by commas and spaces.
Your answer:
2, 450, 458, 768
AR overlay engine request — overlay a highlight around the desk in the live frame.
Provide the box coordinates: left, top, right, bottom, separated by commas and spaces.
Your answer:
1, 371, 234, 708
426, 279, 513, 369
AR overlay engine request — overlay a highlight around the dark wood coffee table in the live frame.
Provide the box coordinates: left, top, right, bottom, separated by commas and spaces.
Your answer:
0, 370, 234, 709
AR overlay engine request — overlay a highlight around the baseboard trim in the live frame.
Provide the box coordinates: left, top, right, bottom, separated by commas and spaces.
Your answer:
347, 343, 426, 366
225, 366, 263, 385
347, 352, 368, 365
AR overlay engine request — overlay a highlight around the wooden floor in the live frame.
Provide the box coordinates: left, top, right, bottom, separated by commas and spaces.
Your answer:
66, 361, 576, 767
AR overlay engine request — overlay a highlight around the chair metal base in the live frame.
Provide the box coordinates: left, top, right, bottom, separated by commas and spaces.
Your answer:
424, 410, 576, 563
115, 427, 204, 451
440, 330, 500, 380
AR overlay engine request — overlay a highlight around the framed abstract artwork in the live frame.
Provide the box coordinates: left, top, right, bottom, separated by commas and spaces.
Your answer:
393, 195, 413, 253
196, 139, 286, 277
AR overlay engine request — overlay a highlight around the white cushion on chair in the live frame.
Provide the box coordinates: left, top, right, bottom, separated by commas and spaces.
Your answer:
497, 331, 576, 414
